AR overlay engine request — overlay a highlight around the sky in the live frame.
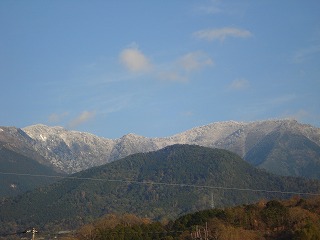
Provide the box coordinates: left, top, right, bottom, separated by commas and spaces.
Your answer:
1, 0, 319, 139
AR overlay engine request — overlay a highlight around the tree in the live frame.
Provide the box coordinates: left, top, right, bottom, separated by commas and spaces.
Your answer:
261, 200, 289, 230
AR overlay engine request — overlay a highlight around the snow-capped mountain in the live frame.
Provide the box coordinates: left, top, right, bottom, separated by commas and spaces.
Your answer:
21, 124, 115, 173
17, 119, 320, 176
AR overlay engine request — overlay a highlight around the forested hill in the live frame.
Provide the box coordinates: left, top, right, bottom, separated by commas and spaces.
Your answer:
0, 147, 62, 197
1, 144, 320, 233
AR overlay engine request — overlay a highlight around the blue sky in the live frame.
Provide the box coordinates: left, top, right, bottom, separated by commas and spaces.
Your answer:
1, 0, 319, 138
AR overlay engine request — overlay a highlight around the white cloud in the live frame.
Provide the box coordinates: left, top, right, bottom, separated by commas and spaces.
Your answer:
179, 51, 214, 71
118, 44, 213, 83
68, 111, 95, 128
119, 47, 152, 73
194, 27, 252, 41
229, 79, 250, 90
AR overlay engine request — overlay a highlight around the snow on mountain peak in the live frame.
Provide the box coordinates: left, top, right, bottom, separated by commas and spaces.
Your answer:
14, 119, 320, 174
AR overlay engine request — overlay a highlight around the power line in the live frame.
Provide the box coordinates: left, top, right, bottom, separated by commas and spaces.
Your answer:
1, 171, 320, 196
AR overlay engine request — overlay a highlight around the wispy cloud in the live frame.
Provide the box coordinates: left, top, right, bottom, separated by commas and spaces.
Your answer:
158, 71, 188, 82
231, 94, 298, 123
158, 51, 214, 82
281, 109, 320, 127
282, 109, 310, 121
228, 79, 250, 90
198, 6, 222, 14
97, 94, 137, 115
119, 46, 152, 73
116, 49, 215, 82
197, 0, 222, 15
181, 111, 194, 117
194, 27, 252, 41
268, 94, 296, 105
68, 111, 96, 129
292, 45, 320, 63
195, 0, 249, 17
118, 44, 213, 83
178, 51, 214, 71
48, 112, 69, 123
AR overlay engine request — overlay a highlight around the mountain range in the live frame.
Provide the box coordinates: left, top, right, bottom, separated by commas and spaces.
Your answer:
1, 144, 320, 233
2, 119, 320, 174
1, 119, 320, 197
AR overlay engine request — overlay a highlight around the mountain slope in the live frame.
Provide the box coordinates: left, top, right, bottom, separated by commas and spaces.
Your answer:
0, 126, 51, 167
245, 129, 320, 178
0, 127, 62, 197
1, 144, 320, 233
0, 147, 60, 197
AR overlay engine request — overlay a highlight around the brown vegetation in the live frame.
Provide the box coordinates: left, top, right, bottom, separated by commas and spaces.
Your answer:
57, 196, 320, 240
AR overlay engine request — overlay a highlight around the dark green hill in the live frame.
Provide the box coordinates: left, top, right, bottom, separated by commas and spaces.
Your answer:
0, 126, 63, 198
1, 144, 320, 233
245, 130, 320, 179
0, 147, 61, 198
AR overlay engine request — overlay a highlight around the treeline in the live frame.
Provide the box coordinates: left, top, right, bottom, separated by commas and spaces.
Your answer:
56, 196, 320, 240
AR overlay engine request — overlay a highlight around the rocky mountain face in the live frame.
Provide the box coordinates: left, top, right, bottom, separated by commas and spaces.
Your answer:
2, 119, 320, 177
20, 125, 116, 173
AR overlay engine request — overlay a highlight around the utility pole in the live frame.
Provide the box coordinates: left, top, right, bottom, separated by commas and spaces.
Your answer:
211, 192, 214, 209
204, 222, 209, 240
26, 228, 38, 240
32, 228, 38, 240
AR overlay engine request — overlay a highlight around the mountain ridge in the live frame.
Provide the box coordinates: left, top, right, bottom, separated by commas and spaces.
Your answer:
2, 119, 320, 178
22, 119, 320, 175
